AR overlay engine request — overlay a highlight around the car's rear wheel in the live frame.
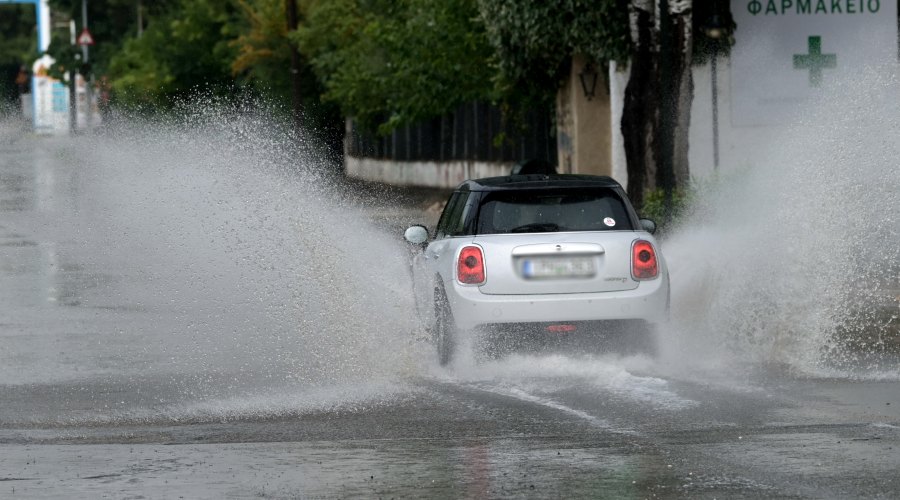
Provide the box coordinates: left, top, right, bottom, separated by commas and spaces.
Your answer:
433, 284, 456, 366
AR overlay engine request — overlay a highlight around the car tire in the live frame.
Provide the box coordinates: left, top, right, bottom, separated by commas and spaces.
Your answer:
433, 283, 456, 366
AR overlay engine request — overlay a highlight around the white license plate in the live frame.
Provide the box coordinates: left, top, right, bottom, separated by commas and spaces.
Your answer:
521, 256, 595, 279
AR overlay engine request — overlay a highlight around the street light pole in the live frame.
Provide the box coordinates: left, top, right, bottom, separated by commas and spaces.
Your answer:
711, 52, 719, 170
82, 0, 92, 129
701, 0, 732, 171
69, 20, 77, 134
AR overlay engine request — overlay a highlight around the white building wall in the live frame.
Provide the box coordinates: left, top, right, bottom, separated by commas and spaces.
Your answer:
609, 61, 630, 186
688, 56, 783, 181
692, 0, 897, 180
345, 156, 510, 189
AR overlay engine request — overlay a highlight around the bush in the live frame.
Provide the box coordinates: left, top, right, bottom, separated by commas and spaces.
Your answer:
638, 187, 693, 235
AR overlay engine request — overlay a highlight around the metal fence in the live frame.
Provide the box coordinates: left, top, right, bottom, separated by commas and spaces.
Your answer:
347, 101, 557, 164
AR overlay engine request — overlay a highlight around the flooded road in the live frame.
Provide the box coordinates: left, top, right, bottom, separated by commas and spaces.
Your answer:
1, 118, 898, 499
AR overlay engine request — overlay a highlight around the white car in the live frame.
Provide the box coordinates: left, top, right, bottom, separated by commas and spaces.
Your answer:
404, 174, 669, 364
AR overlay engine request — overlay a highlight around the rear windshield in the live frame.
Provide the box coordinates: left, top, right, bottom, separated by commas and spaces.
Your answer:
476, 188, 633, 234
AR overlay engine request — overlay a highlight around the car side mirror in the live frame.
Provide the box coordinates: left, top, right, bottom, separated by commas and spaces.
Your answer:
639, 218, 657, 234
404, 225, 429, 245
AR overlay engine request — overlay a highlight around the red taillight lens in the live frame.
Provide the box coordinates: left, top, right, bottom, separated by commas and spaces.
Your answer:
631, 240, 659, 280
457, 246, 486, 285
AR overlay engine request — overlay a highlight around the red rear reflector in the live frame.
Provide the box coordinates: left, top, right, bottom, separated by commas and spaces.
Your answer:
457, 245, 486, 284
631, 240, 659, 280
547, 324, 576, 333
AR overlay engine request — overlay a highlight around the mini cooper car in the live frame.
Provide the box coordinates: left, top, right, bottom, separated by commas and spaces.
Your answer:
404, 174, 669, 364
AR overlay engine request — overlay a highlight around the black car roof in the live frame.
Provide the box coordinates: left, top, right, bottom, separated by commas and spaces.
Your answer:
458, 174, 623, 191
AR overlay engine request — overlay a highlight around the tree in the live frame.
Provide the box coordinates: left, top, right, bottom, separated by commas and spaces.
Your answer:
47, 0, 177, 77
293, 0, 496, 134
622, 0, 733, 208
0, 4, 38, 104
477, 0, 630, 107
231, 0, 343, 154
620, 0, 693, 209
106, 0, 239, 107
229, 0, 304, 121
620, 0, 698, 210
231, 0, 299, 103
479, 0, 734, 210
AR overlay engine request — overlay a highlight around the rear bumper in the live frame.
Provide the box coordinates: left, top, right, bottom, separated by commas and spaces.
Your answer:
445, 275, 669, 330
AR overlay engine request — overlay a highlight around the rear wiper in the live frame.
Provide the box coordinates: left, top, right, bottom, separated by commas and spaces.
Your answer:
509, 223, 560, 233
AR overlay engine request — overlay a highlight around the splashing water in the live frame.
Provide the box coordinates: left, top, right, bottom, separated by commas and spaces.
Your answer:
0, 97, 428, 422
446, 353, 694, 411
661, 65, 900, 379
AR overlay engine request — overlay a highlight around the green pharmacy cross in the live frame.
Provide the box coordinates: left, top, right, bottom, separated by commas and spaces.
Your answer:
793, 36, 836, 87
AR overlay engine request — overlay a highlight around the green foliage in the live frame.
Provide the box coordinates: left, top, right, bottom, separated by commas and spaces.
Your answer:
0, 5, 38, 102
231, 0, 294, 101
107, 0, 239, 107
294, 0, 496, 134
44, 34, 83, 82
477, 0, 630, 105
230, 0, 343, 154
47, 0, 176, 76
639, 186, 693, 232
0, 5, 37, 63
18, 0, 734, 149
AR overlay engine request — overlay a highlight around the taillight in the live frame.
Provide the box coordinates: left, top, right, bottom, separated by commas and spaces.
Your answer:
631, 240, 659, 280
457, 245, 486, 285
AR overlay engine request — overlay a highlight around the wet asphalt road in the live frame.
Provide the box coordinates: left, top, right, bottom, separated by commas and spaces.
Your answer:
1, 124, 899, 499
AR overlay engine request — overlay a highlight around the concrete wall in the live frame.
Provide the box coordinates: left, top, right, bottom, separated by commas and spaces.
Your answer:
345, 156, 511, 189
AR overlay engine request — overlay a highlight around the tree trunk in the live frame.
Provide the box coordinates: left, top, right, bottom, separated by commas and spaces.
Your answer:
621, 3, 656, 209
621, 0, 692, 211
664, 0, 693, 193
285, 0, 302, 131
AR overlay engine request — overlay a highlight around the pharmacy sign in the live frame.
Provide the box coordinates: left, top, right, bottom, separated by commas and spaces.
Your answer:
730, 0, 898, 126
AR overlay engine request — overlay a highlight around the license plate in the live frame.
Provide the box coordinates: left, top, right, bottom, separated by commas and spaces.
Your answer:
521, 256, 595, 279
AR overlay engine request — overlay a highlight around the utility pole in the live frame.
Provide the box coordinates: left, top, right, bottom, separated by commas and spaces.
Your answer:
82, 0, 92, 129
69, 19, 77, 134
285, 0, 302, 132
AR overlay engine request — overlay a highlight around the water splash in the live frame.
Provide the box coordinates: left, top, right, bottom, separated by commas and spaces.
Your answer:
0, 96, 428, 420
661, 65, 900, 379
445, 353, 695, 411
